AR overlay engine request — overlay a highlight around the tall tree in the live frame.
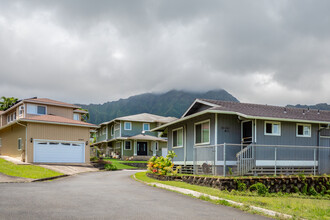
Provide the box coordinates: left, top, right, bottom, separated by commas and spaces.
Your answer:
0, 96, 18, 111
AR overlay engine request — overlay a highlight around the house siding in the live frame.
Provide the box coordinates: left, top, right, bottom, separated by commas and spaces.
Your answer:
168, 113, 215, 163
26, 123, 90, 163
120, 121, 158, 137
0, 124, 26, 160
217, 114, 241, 161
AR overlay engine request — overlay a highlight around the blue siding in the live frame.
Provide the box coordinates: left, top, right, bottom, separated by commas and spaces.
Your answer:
168, 113, 215, 163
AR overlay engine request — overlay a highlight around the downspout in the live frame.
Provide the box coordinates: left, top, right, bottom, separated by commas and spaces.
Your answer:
16, 121, 27, 162
184, 125, 187, 166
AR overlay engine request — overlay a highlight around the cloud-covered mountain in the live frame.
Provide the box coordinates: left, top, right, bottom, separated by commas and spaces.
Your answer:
79, 89, 238, 124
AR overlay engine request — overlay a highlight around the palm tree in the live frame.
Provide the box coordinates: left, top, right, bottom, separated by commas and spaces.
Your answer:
79, 108, 90, 122
0, 96, 18, 111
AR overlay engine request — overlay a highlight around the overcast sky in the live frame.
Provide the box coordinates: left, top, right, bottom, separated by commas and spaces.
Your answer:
0, 0, 329, 105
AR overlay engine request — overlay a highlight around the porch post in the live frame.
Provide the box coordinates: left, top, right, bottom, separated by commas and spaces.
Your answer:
223, 143, 226, 177
121, 141, 123, 159
214, 113, 218, 175
153, 141, 156, 156
134, 140, 137, 156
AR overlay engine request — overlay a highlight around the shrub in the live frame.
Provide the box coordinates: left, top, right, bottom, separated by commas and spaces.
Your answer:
104, 163, 117, 171
308, 186, 318, 196
90, 156, 99, 162
147, 152, 179, 176
250, 183, 268, 196
235, 180, 247, 191
302, 183, 308, 195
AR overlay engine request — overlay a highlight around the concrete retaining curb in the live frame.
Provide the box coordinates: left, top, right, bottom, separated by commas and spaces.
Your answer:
32, 174, 70, 182
133, 174, 293, 219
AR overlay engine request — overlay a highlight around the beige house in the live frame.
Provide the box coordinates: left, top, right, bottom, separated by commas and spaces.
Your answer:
0, 97, 97, 163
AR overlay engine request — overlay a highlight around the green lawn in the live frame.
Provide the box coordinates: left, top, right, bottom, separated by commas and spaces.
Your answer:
0, 158, 63, 179
135, 172, 330, 220
103, 159, 139, 169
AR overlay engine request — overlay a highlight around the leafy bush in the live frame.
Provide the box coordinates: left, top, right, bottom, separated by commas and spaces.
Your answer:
104, 163, 117, 171
147, 152, 180, 176
308, 186, 318, 196
236, 180, 247, 191
90, 156, 99, 162
250, 183, 268, 196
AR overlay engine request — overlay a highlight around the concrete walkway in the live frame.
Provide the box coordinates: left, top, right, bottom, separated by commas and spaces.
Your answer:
37, 164, 99, 175
0, 156, 30, 165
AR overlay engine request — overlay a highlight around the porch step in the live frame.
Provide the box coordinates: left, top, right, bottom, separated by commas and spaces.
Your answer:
174, 165, 194, 174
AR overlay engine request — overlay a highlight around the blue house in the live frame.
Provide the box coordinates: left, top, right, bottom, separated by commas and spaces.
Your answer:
153, 99, 330, 175
92, 113, 177, 160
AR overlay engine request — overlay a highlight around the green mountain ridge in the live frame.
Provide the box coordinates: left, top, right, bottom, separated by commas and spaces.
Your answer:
286, 103, 330, 111
78, 89, 239, 124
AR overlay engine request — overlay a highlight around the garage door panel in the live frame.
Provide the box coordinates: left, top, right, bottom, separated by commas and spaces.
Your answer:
34, 141, 85, 163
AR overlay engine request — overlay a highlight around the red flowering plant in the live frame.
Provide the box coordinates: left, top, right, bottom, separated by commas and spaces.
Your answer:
147, 151, 181, 176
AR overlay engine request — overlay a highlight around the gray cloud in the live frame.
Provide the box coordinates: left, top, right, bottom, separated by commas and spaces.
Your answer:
0, 0, 329, 105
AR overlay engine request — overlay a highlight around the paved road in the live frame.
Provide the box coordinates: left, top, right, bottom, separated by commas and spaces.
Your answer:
0, 171, 269, 220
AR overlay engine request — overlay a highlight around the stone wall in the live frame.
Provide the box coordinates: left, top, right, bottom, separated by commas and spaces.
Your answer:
147, 173, 330, 194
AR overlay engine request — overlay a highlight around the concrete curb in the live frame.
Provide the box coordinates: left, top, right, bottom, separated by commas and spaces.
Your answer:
32, 174, 70, 182
133, 174, 293, 219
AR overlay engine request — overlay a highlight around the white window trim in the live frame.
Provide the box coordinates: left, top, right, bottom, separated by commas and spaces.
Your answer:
124, 122, 132, 130
172, 127, 184, 148
155, 142, 159, 151
124, 141, 132, 150
18, 138, 22, 151
194, 119, 211, 146
143, 123, 150, 131
73, 113, 80, 121
27, 104, 47, 115
264, 121, 281, 136
296, 123, 312, 137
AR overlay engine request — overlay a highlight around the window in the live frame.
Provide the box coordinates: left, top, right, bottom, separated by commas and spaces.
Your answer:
172, 127, 183, 148
17, 138, 22, 150
264, 121, 281, 136
19, 105, 24, 116
143, 123, 150, 131
37, 106, 46, 115
297, 124, 311, 137
0, 138, 2, 147
125, 141, 131, 150
13, 112, 16, 120
124, 122, 132, 130
102, 127, 106, 135
111, 125, 114, 136
73, 113, 80, 121
195, 120, 210, 145
27, 104, 46, 115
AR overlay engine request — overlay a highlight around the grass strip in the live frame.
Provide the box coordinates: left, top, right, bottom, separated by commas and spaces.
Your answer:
0, 158, 63, 179
135, 171, 330, 220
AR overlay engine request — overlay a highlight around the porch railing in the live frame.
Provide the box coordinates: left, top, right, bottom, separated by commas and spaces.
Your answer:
236, 144, 255, 176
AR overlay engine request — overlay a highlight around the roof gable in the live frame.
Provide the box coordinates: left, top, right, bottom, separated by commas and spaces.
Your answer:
181, 99, 219, 118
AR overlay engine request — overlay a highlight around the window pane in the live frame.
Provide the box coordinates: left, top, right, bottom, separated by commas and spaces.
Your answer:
303, 126, 310, 136
297, 125, 303, 135
37, 106, 46, 114
273, 124, 279, 134
266, 123, 272, 134
177, 129, 183, 146
125, 122, 131, 130
125, 141, 131, 150
195, 124, 202, 144
202, 122, 210, 143
143, 124, 150, 131
173, 130, 178, 146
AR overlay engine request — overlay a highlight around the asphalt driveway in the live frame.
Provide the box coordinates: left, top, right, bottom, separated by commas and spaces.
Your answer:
0, 171, 269, 220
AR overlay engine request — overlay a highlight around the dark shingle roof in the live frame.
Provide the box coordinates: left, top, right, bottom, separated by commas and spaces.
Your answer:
200, 99, 330, 123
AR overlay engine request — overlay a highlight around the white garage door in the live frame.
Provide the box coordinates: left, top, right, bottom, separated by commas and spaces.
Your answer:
34, 140, 85, 163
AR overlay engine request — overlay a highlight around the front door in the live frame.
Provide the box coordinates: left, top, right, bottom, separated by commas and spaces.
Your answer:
137, 142, 148, 156
242, 121, 253, 145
